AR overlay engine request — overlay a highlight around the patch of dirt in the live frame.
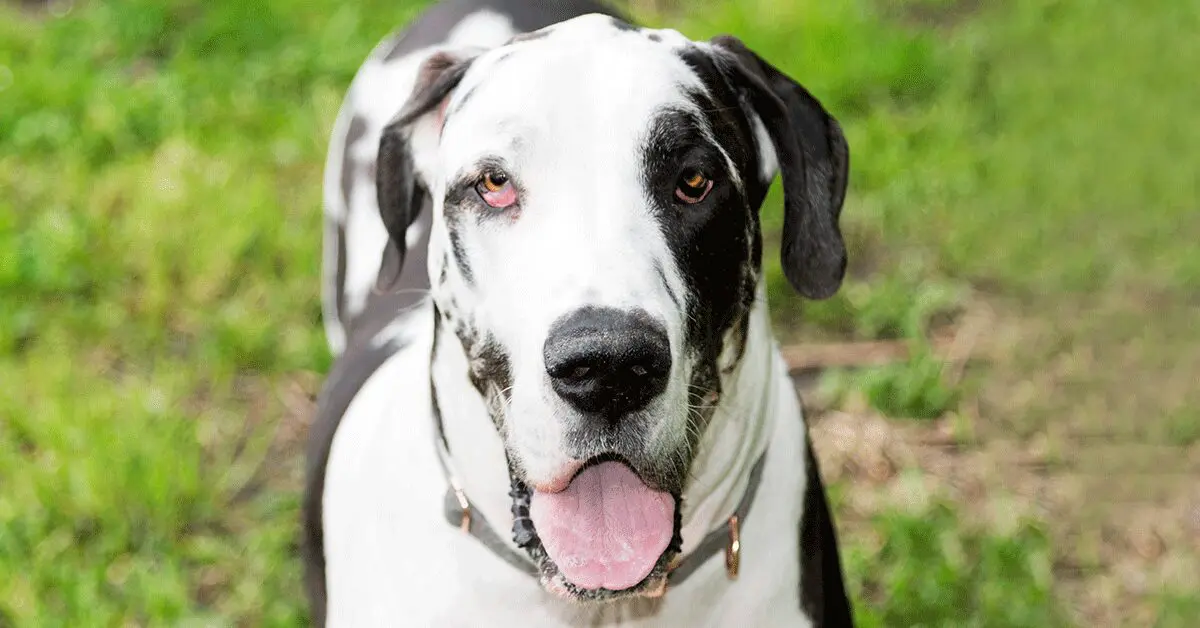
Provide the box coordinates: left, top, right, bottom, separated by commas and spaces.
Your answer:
796, 369, 1200, 628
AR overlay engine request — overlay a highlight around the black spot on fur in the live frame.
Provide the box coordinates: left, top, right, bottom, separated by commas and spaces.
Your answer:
340, 115, 368, 208
333, 220, 347, 326
609, 16, 638, 32
647, 32, 662, 42
381, 0, 626, 61
799, 432, 855, 625
467, 335, 513, 405
447, 226, 473, 284
652, 258, 680, 311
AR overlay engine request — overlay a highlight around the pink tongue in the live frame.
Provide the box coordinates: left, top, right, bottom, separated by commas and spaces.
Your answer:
530, 461, 674, 591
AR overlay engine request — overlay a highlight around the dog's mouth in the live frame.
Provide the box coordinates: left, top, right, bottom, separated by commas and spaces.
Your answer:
510, 455, 683, 601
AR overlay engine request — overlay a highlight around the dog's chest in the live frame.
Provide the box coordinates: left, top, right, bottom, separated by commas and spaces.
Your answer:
321, 333, 815, 627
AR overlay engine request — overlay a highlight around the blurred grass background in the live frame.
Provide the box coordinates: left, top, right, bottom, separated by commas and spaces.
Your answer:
1, 0, 1196, 625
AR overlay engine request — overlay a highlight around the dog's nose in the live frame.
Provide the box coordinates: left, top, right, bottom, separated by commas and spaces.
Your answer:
543, 307, 671, 418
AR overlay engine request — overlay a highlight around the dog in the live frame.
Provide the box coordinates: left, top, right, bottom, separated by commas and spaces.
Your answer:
304, 0, 854, 625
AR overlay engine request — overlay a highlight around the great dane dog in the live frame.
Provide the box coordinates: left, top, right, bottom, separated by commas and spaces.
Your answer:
304, 0, 854, 625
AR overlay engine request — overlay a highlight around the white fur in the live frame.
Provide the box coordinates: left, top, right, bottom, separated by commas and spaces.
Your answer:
322, 10, 519, 355
324, 302, 814, 627
321, 12, 820, 626
424, 17, 718, 491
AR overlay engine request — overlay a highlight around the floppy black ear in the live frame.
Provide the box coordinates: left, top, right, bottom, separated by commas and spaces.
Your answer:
374, 50, 476, 292
709, 36, 849, 300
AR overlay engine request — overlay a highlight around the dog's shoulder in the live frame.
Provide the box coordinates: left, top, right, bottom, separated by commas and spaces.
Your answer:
303, 306, 434, 626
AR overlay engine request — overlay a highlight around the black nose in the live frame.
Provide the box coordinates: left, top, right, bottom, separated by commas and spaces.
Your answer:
543, 307, 671, 418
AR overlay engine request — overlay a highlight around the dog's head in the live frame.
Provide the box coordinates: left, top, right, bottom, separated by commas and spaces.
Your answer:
376, 14, 847, 601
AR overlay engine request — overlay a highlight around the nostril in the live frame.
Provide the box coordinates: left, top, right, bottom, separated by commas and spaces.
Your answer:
630, 365, 648, 377
570, 365, 591, 379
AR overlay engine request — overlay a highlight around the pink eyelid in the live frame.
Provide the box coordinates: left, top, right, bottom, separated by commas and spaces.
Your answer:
479, 180, 518, 209
675, 179, 713, 204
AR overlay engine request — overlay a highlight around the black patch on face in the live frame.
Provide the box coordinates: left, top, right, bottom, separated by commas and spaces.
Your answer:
636, 47, 768, 445
641, 104, 752, 349
640, 113, 758, 365
799, 432, 855, 625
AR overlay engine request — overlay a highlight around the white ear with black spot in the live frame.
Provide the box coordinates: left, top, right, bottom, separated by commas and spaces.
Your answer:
374, 48, 480, 293
708, 36, 849, 300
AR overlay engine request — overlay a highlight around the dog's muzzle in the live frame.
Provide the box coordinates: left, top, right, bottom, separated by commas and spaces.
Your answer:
435, 425, 767, 601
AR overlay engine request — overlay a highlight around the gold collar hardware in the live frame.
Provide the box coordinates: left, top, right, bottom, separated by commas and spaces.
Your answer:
724, 514, 741, 579
453, 486, 471, 533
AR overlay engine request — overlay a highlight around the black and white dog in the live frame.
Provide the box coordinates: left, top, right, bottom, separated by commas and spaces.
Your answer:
304, 0, 854, 625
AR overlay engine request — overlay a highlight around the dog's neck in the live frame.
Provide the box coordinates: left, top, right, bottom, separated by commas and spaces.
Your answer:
428, 290, 779, 558
675, 296, 779, 554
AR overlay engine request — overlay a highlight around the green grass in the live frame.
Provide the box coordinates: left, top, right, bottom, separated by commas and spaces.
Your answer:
3, 0, 1196, 624
844, 503, 1061, 628
821, 351, 963, 420
1156, 591, 1200, 628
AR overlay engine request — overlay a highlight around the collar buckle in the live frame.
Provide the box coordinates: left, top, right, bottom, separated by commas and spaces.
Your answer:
724, 515, 741, 580
453, 487, 471, 533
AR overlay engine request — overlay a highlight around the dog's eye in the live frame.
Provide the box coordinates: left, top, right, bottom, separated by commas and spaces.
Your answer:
674, 169, 713, 204
476, 171, 517, 209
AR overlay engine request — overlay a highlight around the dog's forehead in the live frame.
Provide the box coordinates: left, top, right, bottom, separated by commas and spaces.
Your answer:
443, 15, 706, 147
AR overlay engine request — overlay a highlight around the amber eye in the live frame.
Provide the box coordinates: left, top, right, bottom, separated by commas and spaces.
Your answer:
481, 172, 508, 192
475, 171, 517, 209
674, 169, 713, 204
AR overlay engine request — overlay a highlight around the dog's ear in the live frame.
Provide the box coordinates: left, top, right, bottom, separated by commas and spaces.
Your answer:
708, 36, 849, 300
375, 49, 478, 293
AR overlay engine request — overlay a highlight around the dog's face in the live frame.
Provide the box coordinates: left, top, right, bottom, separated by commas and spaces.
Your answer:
376, 14, 847, 601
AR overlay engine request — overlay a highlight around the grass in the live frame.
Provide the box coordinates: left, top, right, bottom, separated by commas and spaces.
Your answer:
844, 503, 1059, 628
2, 0, 1196, 624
